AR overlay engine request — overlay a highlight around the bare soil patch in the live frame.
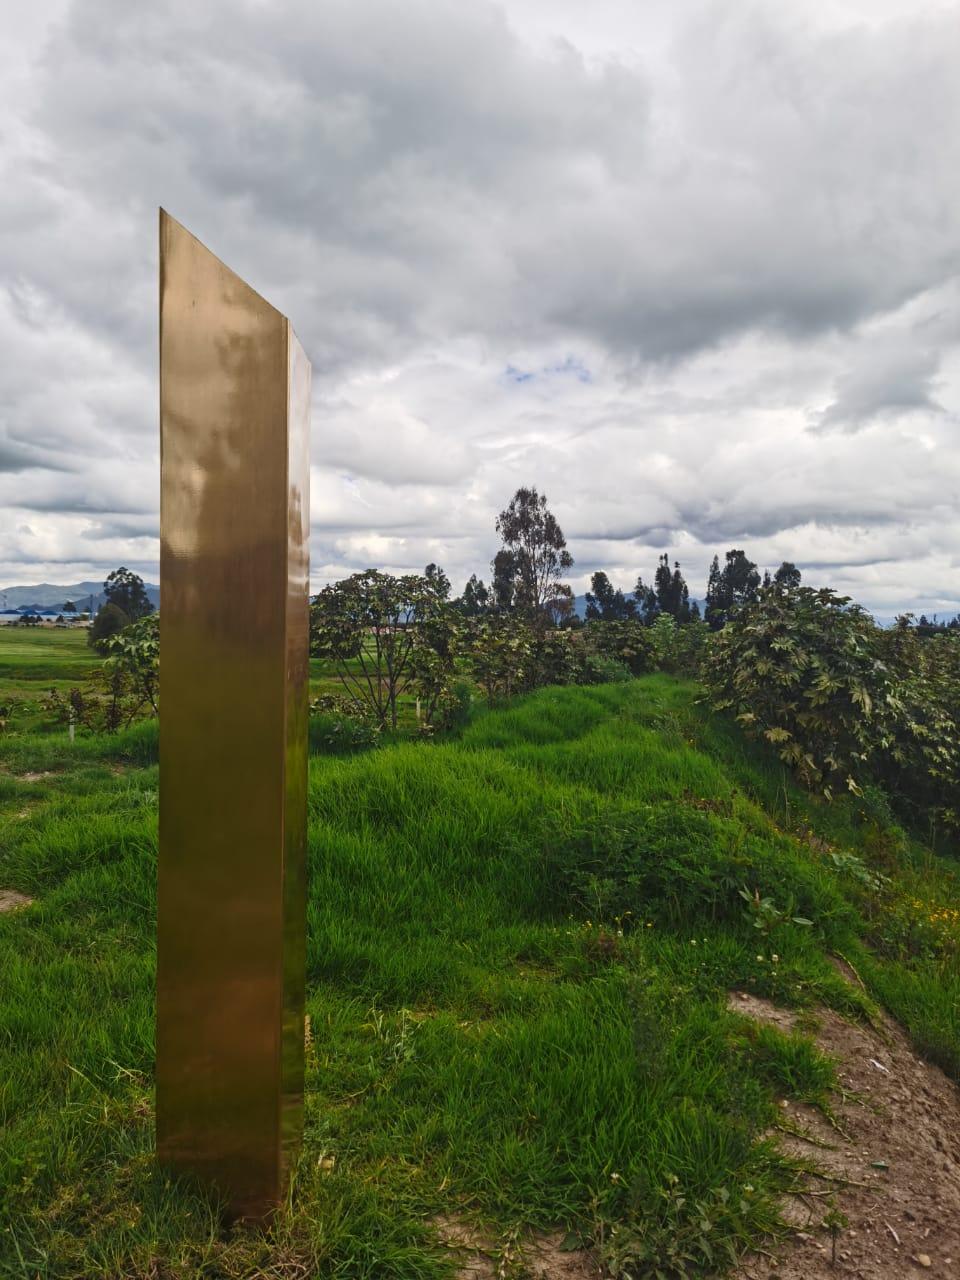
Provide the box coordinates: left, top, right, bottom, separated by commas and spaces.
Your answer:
0, 889, 33, 912
433, 1214, 601, 1279
730, 988, 960, 1279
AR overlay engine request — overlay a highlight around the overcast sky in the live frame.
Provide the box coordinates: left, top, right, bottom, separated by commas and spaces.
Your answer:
1, 0, 958, 616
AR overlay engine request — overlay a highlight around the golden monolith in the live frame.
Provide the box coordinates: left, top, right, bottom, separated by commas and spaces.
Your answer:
157, 209, 311, 1219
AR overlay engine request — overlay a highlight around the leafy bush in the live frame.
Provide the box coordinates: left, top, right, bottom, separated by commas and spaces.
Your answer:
705, 587, 960, 839
586, 620, 654, 677
467, 614, 536, 703
530, 626, 583, 688
705, 587, 897, 798
578, 654, 633, 685
87, 602, 130, 653
877, 627, 960, 837
309, 694, 381, 753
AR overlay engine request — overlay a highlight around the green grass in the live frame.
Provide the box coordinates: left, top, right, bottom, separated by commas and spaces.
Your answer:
0, 624, 420, 738
0, 626, 101, 734
0, 676, 958, 1277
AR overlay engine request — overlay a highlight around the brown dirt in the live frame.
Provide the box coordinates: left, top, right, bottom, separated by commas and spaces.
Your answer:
0, 888, 33, 912
730, 988, 960, 1279
433, 1215, 601, 1278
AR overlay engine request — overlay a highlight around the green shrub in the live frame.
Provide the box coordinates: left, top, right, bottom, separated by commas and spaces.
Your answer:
878, 627, 960, 838
586, 620, 654, 677
705, 588, 960, 838
578, 654, 633, 685
309, 694, 381, 754
705, 586, 893, 799
87, 602, 130, 653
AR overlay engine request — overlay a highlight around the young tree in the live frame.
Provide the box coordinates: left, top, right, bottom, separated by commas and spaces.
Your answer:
491, 549, 517, 612
457, 574, 490, 617
585, 571, 636, 622
310, 570, 451, 731
653, 554, 692, 622
63, 600, 77, 613
633, 575, 660, 626
424, 563, 451, 601
88, 601, 130, 653
774, 561, 802, 589
705, 549, 760, 630
494, 487, 573, 623
102, 613, 161, 720
103, 567, 154, 621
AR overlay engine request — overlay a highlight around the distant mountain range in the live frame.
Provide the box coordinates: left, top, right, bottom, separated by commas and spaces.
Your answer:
0, 581, 160, 615
0, 581, 925, 630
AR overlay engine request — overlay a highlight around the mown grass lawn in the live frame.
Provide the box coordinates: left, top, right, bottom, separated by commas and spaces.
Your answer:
0, 670, 958, 1278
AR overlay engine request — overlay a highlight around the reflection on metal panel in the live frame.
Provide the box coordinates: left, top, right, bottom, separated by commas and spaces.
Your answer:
157, 209, 310, 1220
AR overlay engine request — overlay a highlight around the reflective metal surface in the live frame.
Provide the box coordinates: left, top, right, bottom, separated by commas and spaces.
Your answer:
157, 209, 311, 1220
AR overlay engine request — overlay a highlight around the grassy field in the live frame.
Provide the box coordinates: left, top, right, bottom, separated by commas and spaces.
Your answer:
0, 625, 417, 738
1, 634, 959, 1277
0, 627, 101, 732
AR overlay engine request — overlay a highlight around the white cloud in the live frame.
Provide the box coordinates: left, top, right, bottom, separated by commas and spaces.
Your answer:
0, 0, 958, 616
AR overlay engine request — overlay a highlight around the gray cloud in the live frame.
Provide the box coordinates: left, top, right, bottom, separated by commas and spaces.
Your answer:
0, 434, 53, 474
816, 337, 946, 432
0, 0, 958, 615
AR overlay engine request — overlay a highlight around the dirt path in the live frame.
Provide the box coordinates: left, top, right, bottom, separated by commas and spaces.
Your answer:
731, 987, 960, 1279
436, 982, 960, 1279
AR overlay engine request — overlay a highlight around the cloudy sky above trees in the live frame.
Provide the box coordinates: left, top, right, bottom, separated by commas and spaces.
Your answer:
1, 0, 958, 615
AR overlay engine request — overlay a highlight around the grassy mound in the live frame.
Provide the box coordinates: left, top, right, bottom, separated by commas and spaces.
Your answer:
0, 677, 957, 1277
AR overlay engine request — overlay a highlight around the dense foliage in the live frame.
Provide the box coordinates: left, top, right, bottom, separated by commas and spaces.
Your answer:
86, 569, 153, 655
706, 586, 960, 840
87, 600, 130, 653
103, 566, 154, 621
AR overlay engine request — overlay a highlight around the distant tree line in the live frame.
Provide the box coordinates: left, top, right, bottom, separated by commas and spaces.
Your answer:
310, 487, 713, 733
43, 502, 959, 841
447, 487, 811, 633
307, 485, 960, 740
